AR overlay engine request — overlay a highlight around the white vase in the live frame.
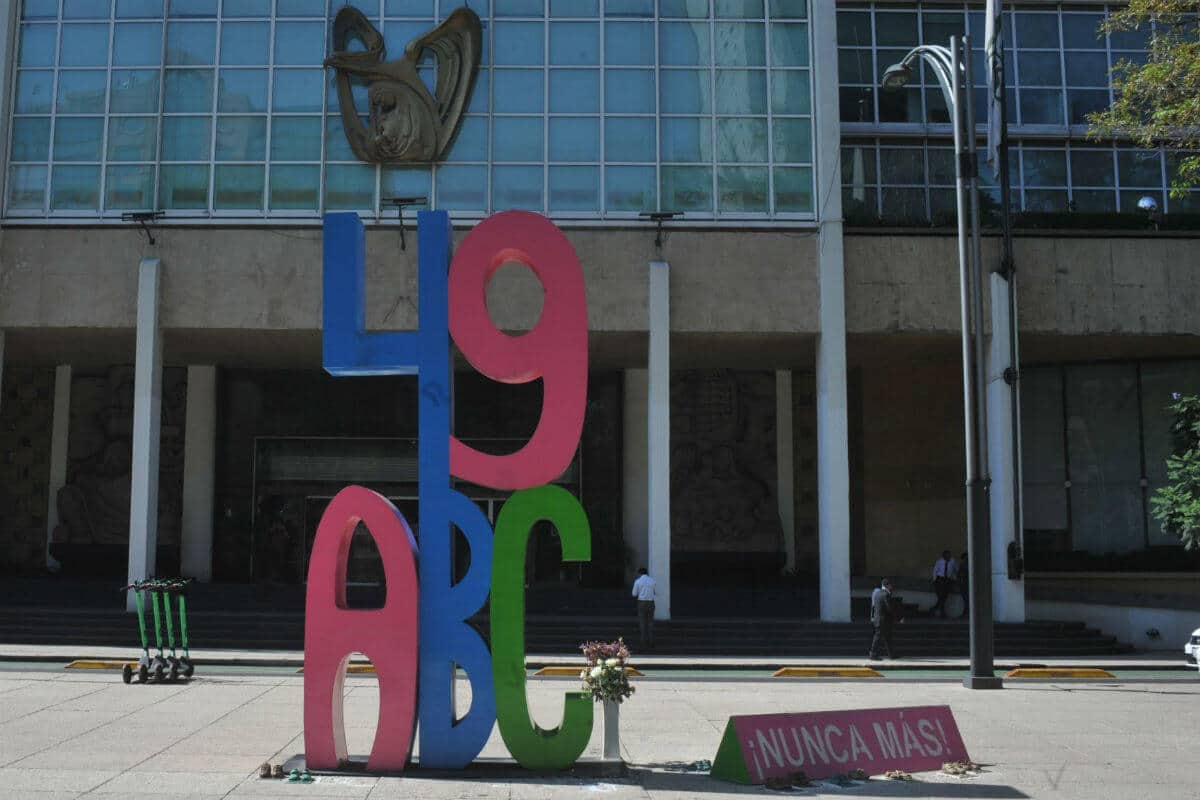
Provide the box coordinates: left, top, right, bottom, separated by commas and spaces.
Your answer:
602, 699, 621, 761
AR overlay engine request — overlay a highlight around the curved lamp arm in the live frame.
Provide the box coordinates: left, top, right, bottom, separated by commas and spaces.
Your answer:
880, 44, 959, 113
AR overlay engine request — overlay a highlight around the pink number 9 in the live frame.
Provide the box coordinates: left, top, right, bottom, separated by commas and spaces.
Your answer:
448, 211, 588, 490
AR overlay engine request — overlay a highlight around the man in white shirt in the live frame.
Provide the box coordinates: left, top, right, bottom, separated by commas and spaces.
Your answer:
931, 549, 959, 618
631, 567, 657, 649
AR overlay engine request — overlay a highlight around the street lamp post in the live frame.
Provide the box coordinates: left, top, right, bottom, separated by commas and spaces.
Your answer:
881, 36, 1002, 690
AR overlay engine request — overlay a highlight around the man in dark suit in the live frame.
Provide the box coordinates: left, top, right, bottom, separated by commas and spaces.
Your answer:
868, 578, 898, 660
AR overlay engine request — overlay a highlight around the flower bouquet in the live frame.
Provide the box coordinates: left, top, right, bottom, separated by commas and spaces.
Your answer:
579, 638, 635, 704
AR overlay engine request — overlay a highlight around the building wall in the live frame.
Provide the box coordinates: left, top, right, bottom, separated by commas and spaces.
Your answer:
0, 226, 821, 335
844, 234, 1200, 336
0, 366, 54, 574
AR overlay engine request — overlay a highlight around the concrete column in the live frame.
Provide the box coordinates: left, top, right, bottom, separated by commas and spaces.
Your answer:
45, 365, 71, 573
986, 273, 1026, 622
127, 259, 163, 611
812, 0, 851, 621
647, 260, 671, 621
181, 365, 217, 582
622, 369, 649, 584
776, 370, 796, 573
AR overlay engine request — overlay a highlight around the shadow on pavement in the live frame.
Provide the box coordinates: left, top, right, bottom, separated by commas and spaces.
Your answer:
630, 767, 1030, 797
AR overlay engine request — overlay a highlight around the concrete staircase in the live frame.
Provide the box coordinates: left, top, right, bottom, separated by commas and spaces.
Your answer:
0, 606, 1131, 657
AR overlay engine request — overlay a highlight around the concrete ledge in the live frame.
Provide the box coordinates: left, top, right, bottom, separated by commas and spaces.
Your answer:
772, 667, 882, 678
1006, 668, 1116, 679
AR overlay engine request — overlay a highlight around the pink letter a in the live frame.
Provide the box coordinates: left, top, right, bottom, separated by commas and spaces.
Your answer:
303, 486, 419, 772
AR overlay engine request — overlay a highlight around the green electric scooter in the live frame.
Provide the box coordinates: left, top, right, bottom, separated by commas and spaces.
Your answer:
160, 578, 194, 680
121, 579, 152, 684
146, 578, 172, 682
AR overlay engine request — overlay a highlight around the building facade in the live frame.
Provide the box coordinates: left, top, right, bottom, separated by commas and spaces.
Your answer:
0, 0, 1197, 639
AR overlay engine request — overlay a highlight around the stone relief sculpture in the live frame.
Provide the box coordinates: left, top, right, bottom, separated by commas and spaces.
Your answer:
324, 6, 482, 163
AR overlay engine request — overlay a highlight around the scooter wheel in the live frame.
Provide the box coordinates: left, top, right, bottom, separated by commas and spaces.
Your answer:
138, 664, 148, 683
168, 662, 180, 682
153, 663, 165, 682
183, 662, 194, 679
122, 664, 133, 685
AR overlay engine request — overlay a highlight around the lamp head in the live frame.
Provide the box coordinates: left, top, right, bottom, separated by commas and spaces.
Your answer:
1136, 195, 1159, 215
881, 62, 913, 89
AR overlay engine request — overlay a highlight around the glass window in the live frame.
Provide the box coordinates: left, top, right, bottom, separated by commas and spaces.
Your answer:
549, 70, 599, 113
111, 69, 161, 112
164, 69, 214, 112
218, 70, 268, 113
269, 164, 318, 210
715, 70, 766, 114
717, 118, 767, 163
606, 117, 656, 162
15, 70, 55, 114
54, 118, 104, 162
771, 69, 809, 114
660, 69, 708, 114
606, 22, 654, 64
493, 69, 543, 113
11, 118, 51, 162
1015, 12, 1059, 49
118, 0, 164, 14
549, 117, 600, 162
773, 118, 811, 163
381, 166, 432, 202
661, 22, 710, 66
661, 118, 710, 162
662, 165, 711, 210
770, 22, 808, 67
494, 22, 544, 65
159, 163, 209, 208
607, 69, 655, 113
60, 24, 111, 67
57, 70, 107, 113
19, 25, 57, 68
276, 0, 323, 15
549, 166, 599, 212
492, 165, 542, 211
775, 166, 812, 212
496, 0, 544, 15
270, 116, 322, 161
1065, 364, 1145, 554
9, 165, 48, 210
274, 22, 324, 65
1071, 148, 1114, 186
325, 164, 375, 210
436, 164, 487, 210
718, 165, 768, 211
215, 116, 266, 161
107, 117, 157, 161
717, 0, 762, 18
51, 165, 100, 209
1062, 14, 1105, 49
493, 117, 543, 162
170, 0, 217, 15
214, 164, 265, 209
162, 116, 212, 160
606, 165, 655, 211
1023, 149, 1067, 186
606, 0, 653, 17
444, 116, 487, 162
106, 164, 155, 209
1118, 149, 1162, 185
273, 69, 323, 112
550, 0, 596, 16
550, 22, 599, 65
22, 0, 58, 19
716, 22, 765, 66
222, 0, 270, 16
167, 21, 216, 65
114, 23, 164, 65
221, 22, 270, 65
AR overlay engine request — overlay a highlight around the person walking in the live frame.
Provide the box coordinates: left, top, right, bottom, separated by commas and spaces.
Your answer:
931, 549, 958, 618
868, 578, 898, 660
631, 567, 657, 649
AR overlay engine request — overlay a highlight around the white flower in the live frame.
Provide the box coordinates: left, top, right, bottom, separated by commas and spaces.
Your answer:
580, 670, 589, 680
605, 658, 621, 667
590, 666, 603, 679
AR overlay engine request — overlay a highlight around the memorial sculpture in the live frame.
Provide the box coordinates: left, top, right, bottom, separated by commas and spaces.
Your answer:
307, 208, 594, 772
324, 6, 482, 163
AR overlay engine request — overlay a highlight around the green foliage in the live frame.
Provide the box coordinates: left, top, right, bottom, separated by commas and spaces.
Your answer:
1088, 0, 1200, 196
1150, 393, 1200, 550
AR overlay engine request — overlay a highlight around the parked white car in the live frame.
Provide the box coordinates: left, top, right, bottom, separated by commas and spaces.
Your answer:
1187, 628, 1200, 667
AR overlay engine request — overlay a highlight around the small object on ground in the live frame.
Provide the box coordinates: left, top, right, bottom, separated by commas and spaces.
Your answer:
942, 760, 983, 776
299, 769, 314, 783
286, 769, 301, 783
849, 768, 869, 780
763, 775, 796, 792
790, 771, 810, 787
884, 769, 913, 781
271, 764, 283, 779
258, 762, 271, 779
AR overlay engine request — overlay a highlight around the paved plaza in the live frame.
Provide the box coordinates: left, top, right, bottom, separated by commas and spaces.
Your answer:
0, 664, 1198, 800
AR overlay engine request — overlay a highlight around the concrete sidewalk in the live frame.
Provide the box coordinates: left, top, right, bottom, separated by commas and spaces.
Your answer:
0, 643, 1189, 671
1, 665, 1199, 799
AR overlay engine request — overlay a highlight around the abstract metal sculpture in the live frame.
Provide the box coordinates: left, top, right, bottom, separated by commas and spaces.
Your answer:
324, 6, 482, 163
